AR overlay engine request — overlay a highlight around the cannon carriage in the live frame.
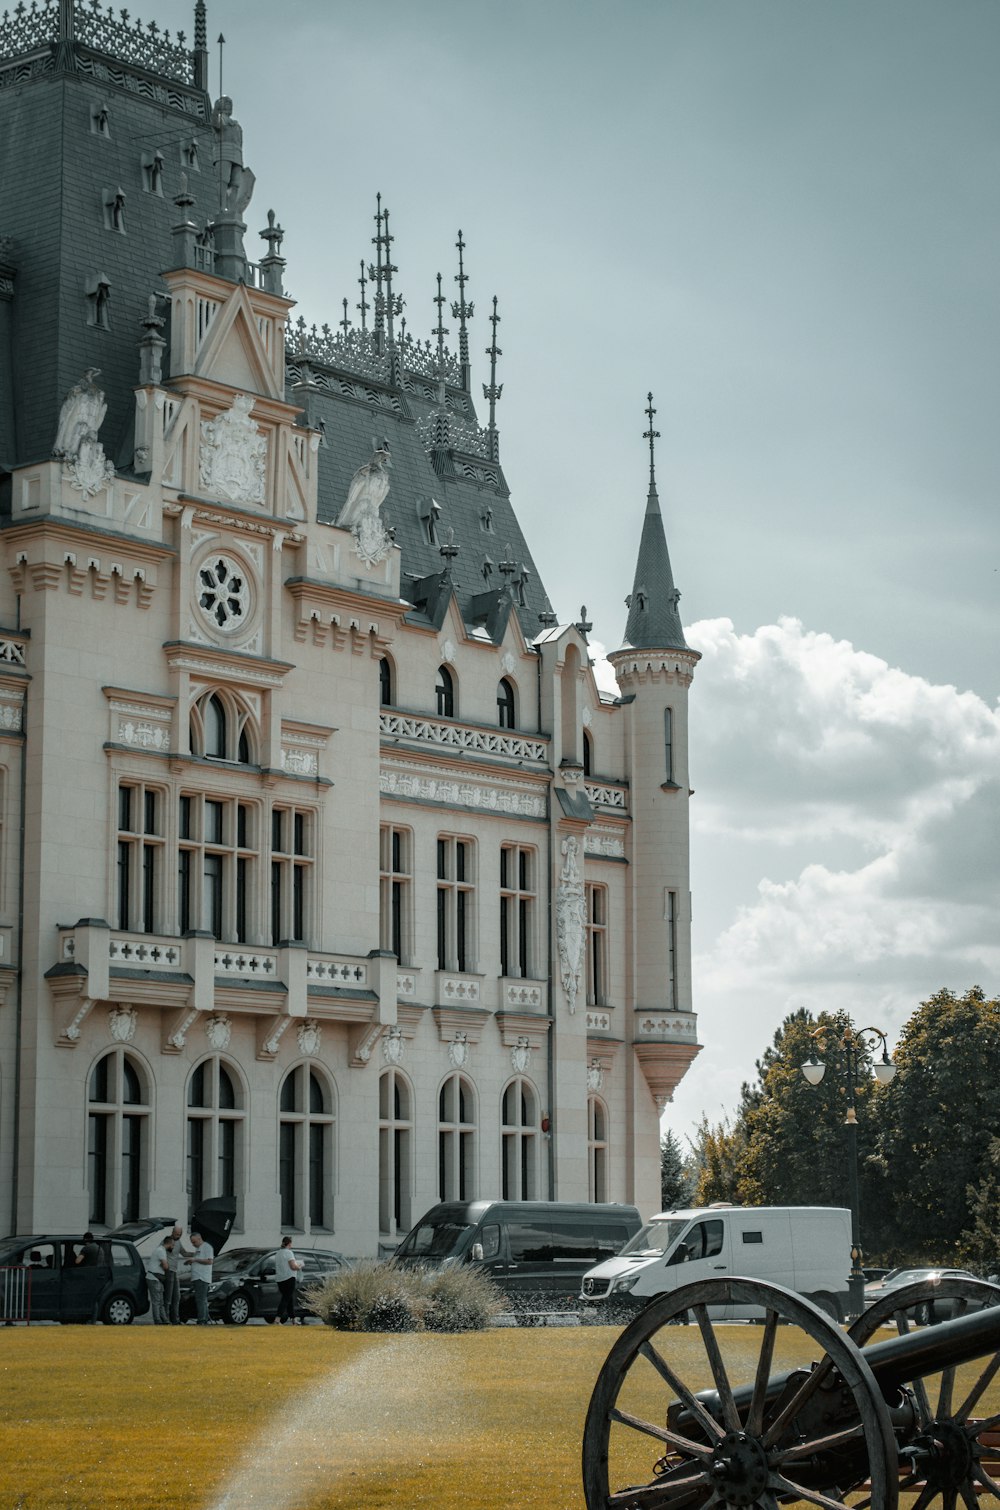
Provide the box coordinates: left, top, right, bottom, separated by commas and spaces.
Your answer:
583, 1275, 1000, 1509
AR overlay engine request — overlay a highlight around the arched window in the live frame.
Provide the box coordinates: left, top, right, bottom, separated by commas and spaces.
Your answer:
497, 678, 516, 730
664, 707, 674, 783
501, 1076, 539, 1200
379, 1069, 412, 1236
435, 665, 455, 719
186, 1057, 245, 1218
278, 1065, 335, 1232
438, 1074, 476, 1202
379, 656, 393, 708
88, 1049, 150, 1227
560, 644, 582, 764
190, 688, 255, 764
582, 729, 593, 777
588, 1095, 608, 1203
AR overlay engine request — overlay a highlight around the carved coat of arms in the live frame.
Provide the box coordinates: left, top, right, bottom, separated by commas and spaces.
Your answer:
337, 440, 392, 567
200, 393, 267, 504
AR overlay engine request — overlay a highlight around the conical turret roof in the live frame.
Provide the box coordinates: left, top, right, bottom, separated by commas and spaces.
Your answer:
620, 478, 688, 651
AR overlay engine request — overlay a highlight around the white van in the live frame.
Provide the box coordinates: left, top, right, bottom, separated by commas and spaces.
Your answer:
580, 1204, 851, 1322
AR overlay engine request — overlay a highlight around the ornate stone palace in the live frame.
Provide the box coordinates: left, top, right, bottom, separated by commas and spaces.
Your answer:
0, 1, 701, 1250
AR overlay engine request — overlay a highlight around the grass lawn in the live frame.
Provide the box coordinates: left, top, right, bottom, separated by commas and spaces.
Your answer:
1, 1322, 996, 1510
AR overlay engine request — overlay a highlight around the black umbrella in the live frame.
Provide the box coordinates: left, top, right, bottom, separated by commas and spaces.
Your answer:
189, 1196, 237, 1256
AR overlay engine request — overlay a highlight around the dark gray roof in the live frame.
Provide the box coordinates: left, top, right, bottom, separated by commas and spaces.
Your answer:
620, 483, 688, 652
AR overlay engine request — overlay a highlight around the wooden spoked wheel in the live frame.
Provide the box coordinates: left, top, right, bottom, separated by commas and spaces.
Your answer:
582, 1277, 898, 1510
847, 1278, 1000, 1508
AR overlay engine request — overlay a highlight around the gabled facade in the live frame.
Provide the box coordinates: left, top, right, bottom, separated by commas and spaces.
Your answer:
0, 2, 701, 1251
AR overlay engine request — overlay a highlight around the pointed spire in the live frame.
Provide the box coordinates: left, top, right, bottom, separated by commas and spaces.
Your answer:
621, 392, 688, 651
432, 273, 449, 366
483, 296, 503, 463
357, 260, 369, 332
452, 229, 474, 392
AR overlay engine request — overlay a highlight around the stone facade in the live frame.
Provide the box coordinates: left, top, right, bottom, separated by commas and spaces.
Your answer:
0, 4, 701, 1254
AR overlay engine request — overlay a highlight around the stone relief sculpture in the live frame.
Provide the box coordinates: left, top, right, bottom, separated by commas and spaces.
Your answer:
297, 1019, 322, 1057
336, 440, 392, 567
556, 835, 586, 1015
199, 393, 267, 504
53, 369, 116, 498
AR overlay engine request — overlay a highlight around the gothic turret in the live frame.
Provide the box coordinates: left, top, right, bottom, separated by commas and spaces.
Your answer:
608, 395, 702, 1122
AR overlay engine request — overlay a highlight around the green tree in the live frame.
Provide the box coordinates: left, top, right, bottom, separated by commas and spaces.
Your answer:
687, 1114, 745, 1206
956, 1136, 1000, 1276
875, 987, 1000, 1263
659, 1127, 694, 1209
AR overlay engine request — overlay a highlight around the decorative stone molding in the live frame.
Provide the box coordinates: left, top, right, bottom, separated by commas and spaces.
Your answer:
215, 948, 278, 978
556, 835, 586, 1015
608, 649, 700, 688
586, 1060, 604, 1093
297, 1019, 322, 1057
500, 652, 516, 675
448, 1033, 469, 1069
440, 639, 457, 665
199, 393, 267, 505
108, 695, 174, 753
108, 934, 181, 969
396, 971, 417, 1000
435, 971, 481, 1006
382, 1025, 404, 1064
585, 831, 626, 859
585, 782, 628, 812
194, 552, 254, 639
280, 747, 317, 776
205, 1013, 232, 1051
495, 1010, 550, 1056
306, 956, 369, 987
165, 1007, 200, 1052
107, 1005, 137, 1043
634, 1040, 702, 1108
380, 712, 547, 764
586, 1010, 613, 1033
381, 760, 546, 819
582, 705, 593, 727
0, 688, 24, 732
258, 1015, 292, 1059
510, 1036, 532, 1074
0, 638, 27, 667
635, 1012, 699, 1041
500, 978, 546, 1012
350, 1022, 384, 1067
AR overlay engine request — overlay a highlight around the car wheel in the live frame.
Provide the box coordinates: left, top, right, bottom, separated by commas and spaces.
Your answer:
264, 1314, 276, 1324
223, 1293, 252, 1326
102, 1294, 135, 1325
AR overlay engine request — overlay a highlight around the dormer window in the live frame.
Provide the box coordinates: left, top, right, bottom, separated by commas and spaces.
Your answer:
436, 666, 455, 720
497, 678, 516, 730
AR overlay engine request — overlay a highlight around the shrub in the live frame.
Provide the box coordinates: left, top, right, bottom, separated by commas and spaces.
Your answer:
309, 1260, 502, 1333
422, 1265, 504, 1332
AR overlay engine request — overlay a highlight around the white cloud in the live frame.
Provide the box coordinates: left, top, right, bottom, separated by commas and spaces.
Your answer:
668, 617, 1000, 1133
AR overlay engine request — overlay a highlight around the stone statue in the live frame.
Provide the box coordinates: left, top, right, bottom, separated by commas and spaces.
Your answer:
338, 440, 392, 529
53, 369, 115, 498
337, 441, 394, 568
556, 835, 586, 1015
53, 368, 106, 460
211, 96, 255, 214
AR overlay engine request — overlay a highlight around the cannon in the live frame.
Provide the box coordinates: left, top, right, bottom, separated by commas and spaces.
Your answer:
583, 1274, 1000, 1509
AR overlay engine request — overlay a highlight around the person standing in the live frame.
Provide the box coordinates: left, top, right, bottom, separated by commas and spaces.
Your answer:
181, 1231, 214, 1325
145, 1236, 169, 1324
273, 1236, 303, 1325
164, 1224, 184, 1324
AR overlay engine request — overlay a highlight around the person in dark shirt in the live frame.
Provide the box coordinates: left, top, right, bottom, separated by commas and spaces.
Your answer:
75, 1232, 100, 1266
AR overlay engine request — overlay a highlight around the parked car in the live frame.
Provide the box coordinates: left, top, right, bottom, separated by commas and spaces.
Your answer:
862, 1266, 999, 1324
180, 1245, 346, 1324
0, 1224, 157, 1324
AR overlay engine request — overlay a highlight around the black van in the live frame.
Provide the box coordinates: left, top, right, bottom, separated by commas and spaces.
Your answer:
394, 1200, 641, 1313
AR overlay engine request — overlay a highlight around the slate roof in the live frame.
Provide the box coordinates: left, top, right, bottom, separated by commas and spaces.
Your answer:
620, 481, 688, 652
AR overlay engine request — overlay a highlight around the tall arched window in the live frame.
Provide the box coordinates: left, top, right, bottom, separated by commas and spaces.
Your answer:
379, 656, 393, 708
438, 1074, 476, 1201
560, 644, 582, 764
186, 1057, 245, 1217
497, 678, 516, 729
588, 1095, 608, 1203
664, 706, 674, 783
278, 1065, 335, 1231
582, 729, 593, 777
379, 1069, 412, 1236
435, 665, 455, 719
190, 688, 255, 764
88, 1049, 150, 1227
501, 1076, 538, 1200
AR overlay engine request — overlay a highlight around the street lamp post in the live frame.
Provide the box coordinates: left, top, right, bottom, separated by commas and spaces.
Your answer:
802, 1025, 897, 1320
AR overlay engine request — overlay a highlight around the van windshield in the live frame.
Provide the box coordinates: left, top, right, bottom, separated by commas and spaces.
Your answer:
620, 1219, 689, 1257
395, 1220, 473, 1260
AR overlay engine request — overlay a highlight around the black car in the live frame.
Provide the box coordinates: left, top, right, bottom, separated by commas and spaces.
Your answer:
0, 1226, 153, 1324
180, 1245, 346, 1325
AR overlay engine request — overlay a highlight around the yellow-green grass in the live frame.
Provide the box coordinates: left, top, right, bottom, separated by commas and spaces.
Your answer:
0, 1324, 996, 1510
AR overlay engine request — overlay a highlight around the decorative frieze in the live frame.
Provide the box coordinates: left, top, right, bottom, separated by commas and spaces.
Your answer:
306, 957, 368, 987
585, 782, 628, 812
380, 712, 547, 764
584, 831, 626, 859
381, 760, 546, 819
500, 978, 546, 1012
0, 688, 24, 731
635, 1012, 699, 1041
109, 934, 180, 969
436, 972, 481, 1005
215, 948, 277, 978
586, 1010, 612, 1033
0, 639, 27, 667
108, 698, 173, 753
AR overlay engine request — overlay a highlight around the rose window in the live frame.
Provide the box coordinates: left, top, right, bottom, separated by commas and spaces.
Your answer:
198, 556, 251, 632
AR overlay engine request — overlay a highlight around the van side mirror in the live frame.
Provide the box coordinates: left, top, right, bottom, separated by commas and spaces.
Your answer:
667, 1242, 690, 1267
470, 1242, 484, 1262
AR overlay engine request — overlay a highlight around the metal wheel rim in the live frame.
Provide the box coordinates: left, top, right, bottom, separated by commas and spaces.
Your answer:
105, 1296, 133, 1325
582, 1276, 898, 1510
226, 1294, 251, 1325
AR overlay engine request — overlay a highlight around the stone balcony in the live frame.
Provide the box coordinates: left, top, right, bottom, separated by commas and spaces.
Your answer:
48, 920, 394, 1056
633, 1009, 702, 1111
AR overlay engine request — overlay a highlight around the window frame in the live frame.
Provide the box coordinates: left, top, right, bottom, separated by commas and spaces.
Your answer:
500, 843, 537, 979
87, 1049, 150, 1228
278, 1064, 336, 1233
378, 1069, 412, 1238
436, 835, 476, 973
379, 824, 413, 964
500, 1075, 539, 1201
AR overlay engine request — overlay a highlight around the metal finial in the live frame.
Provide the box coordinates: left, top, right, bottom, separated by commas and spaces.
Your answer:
483, 296, 503, 463
452, 229, 474, 384
194, 0, 207, 52
576, 605, 593, 637
371, 194, 386, 341
357, 260, 369, 333
439, 527, 459, 572
433, 273, 449, 365
643, 391, 660, 491
383, 205, 399, 348
340, 298, 351, 339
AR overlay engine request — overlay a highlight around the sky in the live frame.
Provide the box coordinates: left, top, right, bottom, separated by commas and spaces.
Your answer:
159, 0, 998, 1140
